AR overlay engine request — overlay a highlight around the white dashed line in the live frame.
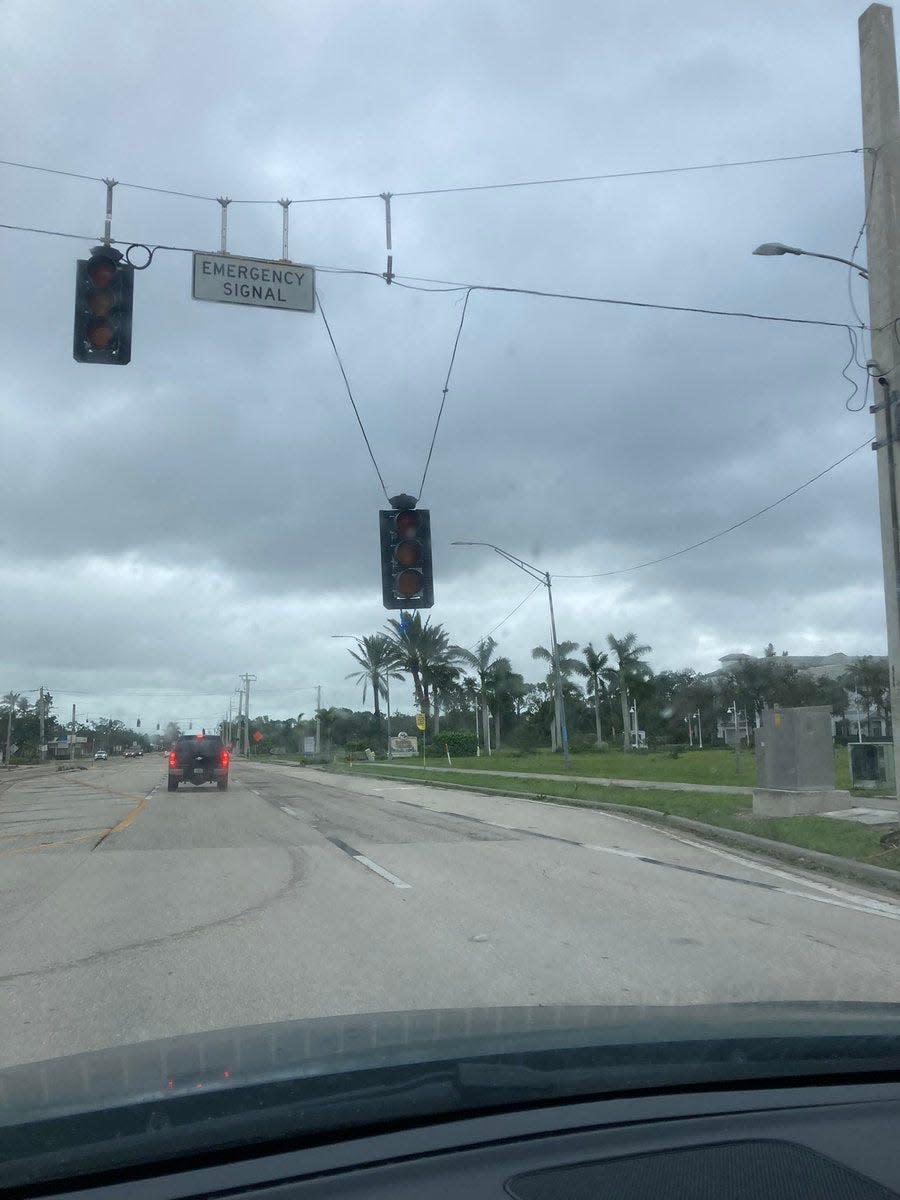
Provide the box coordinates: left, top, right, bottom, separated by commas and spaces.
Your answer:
352, 854, 412, 889
374, 787, 900, 922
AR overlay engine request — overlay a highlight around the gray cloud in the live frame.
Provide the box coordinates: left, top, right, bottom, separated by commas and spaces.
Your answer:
0, 0, 885, 724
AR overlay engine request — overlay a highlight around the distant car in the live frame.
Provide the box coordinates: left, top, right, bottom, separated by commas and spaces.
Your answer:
168, 734, 229, 792
93, 750, 108, 761
123, 750, 135, 758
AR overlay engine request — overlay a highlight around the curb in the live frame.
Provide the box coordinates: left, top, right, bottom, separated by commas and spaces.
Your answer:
331, 767, 900, 894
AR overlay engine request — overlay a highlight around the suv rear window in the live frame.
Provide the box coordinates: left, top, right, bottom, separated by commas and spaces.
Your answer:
174, 736, 224, 756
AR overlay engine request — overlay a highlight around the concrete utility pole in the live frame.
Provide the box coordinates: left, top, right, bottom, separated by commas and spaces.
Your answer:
70, 704, 76, 762
38, 686, 46, 761
860, 3, 900, 801
315, 684, 322, 755
239, 674, 256, 757
4, 703, 12, 770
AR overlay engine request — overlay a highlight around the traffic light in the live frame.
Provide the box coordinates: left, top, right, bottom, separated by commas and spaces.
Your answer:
379, 502, 434, 609
73, 246, 134, 364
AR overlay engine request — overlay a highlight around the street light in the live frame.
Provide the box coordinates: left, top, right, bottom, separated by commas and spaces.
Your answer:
752, 242, 869, 279
452, 540, 571, 769
332, 634, 393, 755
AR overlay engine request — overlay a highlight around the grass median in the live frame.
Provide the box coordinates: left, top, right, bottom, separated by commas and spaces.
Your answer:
338, 762, 900, 875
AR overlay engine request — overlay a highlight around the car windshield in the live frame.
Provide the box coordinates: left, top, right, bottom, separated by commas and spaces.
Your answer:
3, 0, 900, 1166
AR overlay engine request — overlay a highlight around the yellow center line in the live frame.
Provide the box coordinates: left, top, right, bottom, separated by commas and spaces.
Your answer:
0, 831, 102, 856
0, 778, 153, 855
0, 828, 108, 840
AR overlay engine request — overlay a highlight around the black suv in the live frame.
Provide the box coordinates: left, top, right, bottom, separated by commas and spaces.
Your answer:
168, 734, 230, 792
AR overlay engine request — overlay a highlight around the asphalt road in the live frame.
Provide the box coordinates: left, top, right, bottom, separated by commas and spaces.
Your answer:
1, 757, 899, 1069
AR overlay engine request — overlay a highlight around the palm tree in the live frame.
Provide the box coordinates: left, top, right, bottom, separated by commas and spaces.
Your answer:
532, 640, 587, 750
456, 637, 512, 755
345, 634, 403, 725
385, 612, 460, 718
582, 643, 614, 747
428, 661, 463, 739
486, 662, 525, 751
606, 633, 652, 752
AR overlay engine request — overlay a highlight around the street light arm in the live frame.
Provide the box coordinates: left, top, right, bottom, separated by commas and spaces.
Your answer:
451, 540, 547, 584
753, 242, 868, 279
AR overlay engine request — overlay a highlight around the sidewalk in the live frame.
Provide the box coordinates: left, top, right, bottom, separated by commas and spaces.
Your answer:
358, 762, 754, 796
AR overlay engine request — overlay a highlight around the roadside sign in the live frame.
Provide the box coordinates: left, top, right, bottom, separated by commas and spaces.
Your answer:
192, 252, 315, 313
252, 730, 264, 743
389, 733, 417, 758
303, 736, 316, 755
415, 713, 426, 731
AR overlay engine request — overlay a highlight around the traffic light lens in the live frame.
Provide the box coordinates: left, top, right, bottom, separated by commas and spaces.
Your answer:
396, 568, 424, 597
395, 511, 418, 536
87, 260, 117, 288
394, 540, 421, 567
87, 320, 114, 348
89, 292, 114, 317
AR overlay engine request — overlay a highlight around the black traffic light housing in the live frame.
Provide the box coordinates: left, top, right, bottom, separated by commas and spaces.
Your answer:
380, 497, 434, 609
73, 246, 134, 365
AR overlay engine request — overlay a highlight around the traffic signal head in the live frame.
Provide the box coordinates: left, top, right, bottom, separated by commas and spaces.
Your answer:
73, 247, 134, 364
379, 506, 434, 609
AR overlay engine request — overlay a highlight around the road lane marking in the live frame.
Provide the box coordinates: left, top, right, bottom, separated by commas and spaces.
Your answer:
593, 810, 900, 921
352, 855, 412, 889
374, 787, 900, 921
322, 833, 412, 889
0, 830, 101, 857
91, 785, 155, 850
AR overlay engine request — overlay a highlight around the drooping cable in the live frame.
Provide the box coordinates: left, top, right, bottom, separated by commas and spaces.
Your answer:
315, 289, 391, 503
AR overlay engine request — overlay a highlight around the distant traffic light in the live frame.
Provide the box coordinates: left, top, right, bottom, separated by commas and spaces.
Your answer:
379, 499, 434, 609
73, 246, 134, 365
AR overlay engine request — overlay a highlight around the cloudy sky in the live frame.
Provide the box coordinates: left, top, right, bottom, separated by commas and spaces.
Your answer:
0, 0, 887, 728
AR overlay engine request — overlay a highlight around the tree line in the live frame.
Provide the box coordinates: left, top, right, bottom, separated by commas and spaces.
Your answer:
0, 691, 151, 764
334, 619, 890, 755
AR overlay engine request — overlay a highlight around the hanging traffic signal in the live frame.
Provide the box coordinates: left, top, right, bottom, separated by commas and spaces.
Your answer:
380, 500, 434, 609
73, 246, 134, 364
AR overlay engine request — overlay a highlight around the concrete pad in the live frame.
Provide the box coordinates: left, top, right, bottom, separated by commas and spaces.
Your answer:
752, 787, 851, 817
821, 808, 900, 826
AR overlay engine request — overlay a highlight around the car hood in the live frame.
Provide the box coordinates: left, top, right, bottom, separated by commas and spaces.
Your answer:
3, 1003, 900, 1186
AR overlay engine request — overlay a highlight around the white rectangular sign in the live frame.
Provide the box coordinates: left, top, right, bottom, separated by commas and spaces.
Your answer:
192, 253, 315, 312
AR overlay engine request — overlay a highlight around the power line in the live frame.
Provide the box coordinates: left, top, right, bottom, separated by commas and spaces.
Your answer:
0, 218, 866, 333
473, 582, 545, 647
315, 288, 391, 503
555, 436, 872, 579
0, 147, 861, 207
417, 288, 474, 501
389, 273, 865, 332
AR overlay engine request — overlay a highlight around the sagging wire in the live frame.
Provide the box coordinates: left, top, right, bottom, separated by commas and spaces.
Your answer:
0, 146, 863, 209
417, 288, 474, 502
555, 436, 872, 580
843, 327, 866, 411
315, 288, 392, 504
472, 581, 544, 648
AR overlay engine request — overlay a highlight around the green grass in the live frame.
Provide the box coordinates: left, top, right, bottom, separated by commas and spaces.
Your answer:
338, 763, 900, 876
404, 748, 753, 786
358, 746, 887, 795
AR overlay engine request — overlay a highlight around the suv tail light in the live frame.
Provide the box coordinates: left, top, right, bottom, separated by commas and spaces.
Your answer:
168, 751, 177, 768
220, 749, 230, 769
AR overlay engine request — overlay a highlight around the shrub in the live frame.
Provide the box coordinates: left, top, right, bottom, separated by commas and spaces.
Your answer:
568, 735, 600, 754
430, 730, 478, 757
